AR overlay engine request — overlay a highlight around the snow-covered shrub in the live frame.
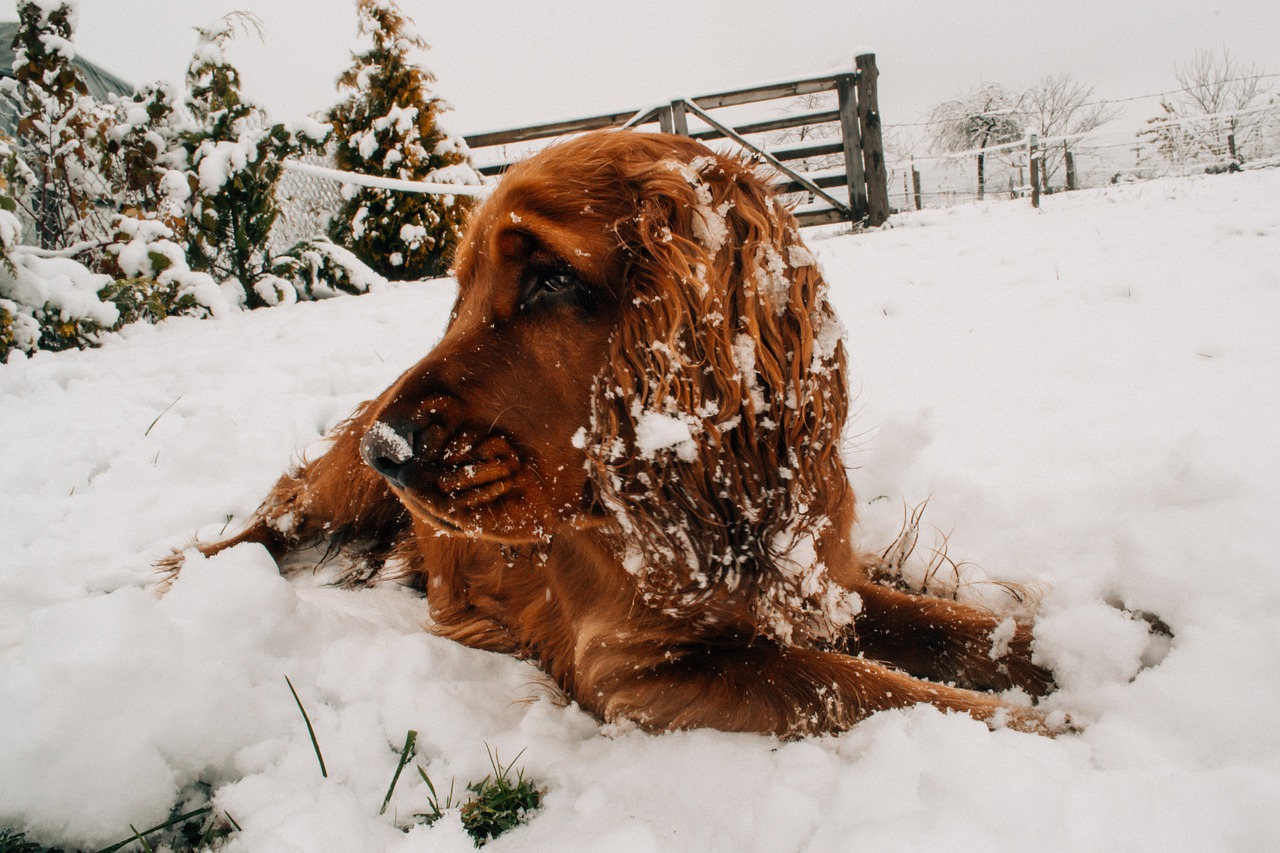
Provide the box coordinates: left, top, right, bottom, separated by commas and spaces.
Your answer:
0, 200, 36, 359
0, 136, 20, 252
0, 213, 240, 362
0, 137, 116, 359
0, 0, 111, 251
0, 156, 34, 359
0, 296, 40, 359
96, 82, 192, 229
0, 249, 117, 357
181, 16, 328, 306
326, 0, 480, 280
185, 121, 326, 299
273, 236, 388, 299
0, 5, 475, 361
103, 215, 235, 324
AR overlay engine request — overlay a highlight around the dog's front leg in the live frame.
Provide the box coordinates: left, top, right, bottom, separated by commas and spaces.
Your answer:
158, 400, 408, 576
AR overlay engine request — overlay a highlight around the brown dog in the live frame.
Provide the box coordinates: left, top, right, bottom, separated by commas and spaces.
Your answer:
179, 131, 1056, 736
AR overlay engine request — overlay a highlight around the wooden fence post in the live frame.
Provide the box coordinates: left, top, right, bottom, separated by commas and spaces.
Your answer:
855, 52, 890, 226
670, 99, 689, 136
1064, 144, 1077, 191
911, 160, 922, 211
1029, 133, 1040, 208
836, 73, 868, 224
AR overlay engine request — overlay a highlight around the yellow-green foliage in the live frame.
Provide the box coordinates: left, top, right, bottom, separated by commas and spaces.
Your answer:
99, 276, 200, 327
0, 303, 17, 361
327, 0, 477, 281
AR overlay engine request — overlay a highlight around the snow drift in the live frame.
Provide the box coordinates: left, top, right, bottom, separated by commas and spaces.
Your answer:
2, 169, 1278, 851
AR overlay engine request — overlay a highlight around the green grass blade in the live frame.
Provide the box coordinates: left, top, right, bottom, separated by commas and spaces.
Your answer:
379, 729, 418, 816
127, 825, 153, 853
417, 765, 438, 800
284, 675, 328, 778
94, 808, 211, 853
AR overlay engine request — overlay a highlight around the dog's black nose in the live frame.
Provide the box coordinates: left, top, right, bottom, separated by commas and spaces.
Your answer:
360, 420, 416, 486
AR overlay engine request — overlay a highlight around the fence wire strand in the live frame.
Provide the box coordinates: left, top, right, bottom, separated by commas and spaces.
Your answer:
885, 99, 1280, 211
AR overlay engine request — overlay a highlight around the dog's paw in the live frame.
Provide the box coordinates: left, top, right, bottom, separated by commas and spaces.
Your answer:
989, 703, 1080, 737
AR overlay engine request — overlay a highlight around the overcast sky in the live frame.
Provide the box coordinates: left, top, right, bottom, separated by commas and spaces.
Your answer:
8, 0, 1280, 138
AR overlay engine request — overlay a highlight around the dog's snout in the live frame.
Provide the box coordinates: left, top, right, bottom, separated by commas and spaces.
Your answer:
360, 420, 417, 486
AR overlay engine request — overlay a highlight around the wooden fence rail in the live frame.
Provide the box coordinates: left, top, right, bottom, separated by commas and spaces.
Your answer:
461, 54, 891, 228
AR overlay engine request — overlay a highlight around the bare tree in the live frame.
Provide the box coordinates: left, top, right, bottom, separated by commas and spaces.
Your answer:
1022, 74, 1119, 192
928, 83, 1024, 199
1172, 48, 1272, 163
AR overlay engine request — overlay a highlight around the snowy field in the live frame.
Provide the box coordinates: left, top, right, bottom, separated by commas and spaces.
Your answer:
2, 169, 1279, 852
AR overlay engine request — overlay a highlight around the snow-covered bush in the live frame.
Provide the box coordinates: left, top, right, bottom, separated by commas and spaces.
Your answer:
96, 82, 192, 228
181, 16, 329, 307
0, 297, 38, 359
0, 200, 38, 358
185, 119, 327, 302
0, 0, 111, 251
0, 214, 243, 362
272, 237, 388, 300
326, 0, 480, 280
0, 249, 116, 357
105, 215, 235, 322
2, 117, 115, 360
0, 3, 472, 361
0, 3, 206, 360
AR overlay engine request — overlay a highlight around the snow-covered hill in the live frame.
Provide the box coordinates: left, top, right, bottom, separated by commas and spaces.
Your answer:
2, 170, 1278, 852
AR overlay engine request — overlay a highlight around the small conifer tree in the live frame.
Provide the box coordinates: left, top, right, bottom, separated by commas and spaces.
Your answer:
327, 0, 479, 280
0, 0, 107, 250
181, 15, 326, 307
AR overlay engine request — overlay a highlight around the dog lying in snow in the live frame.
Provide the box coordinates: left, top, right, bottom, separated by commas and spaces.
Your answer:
170, 130, 1059, 736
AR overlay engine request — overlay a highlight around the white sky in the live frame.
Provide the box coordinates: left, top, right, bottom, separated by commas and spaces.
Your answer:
8, 0, 1280, 138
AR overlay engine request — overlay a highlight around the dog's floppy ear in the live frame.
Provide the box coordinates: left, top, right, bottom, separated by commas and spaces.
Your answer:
583, 148, 855, 642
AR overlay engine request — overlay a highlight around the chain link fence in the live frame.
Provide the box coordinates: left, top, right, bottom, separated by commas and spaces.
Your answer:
271, 149, 346, 253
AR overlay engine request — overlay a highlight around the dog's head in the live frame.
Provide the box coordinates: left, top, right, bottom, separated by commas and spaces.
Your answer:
362, 131, 850, 626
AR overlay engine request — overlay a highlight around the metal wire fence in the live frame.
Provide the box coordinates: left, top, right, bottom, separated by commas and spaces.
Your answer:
882, 90, 1280, 212
271, 149, 346, 253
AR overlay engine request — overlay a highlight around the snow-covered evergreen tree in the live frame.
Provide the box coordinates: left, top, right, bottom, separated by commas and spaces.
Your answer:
0, 0, 108, 250
181, 15, 327, 307
327, 0, 479, 280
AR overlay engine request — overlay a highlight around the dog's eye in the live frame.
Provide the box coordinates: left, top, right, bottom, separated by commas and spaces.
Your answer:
521, 264, 589, 313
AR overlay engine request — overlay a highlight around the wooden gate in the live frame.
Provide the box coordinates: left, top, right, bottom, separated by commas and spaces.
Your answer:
462, 53, 890, 228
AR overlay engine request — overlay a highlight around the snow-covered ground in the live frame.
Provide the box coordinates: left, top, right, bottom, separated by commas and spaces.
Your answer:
2, 169, 1279, 852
